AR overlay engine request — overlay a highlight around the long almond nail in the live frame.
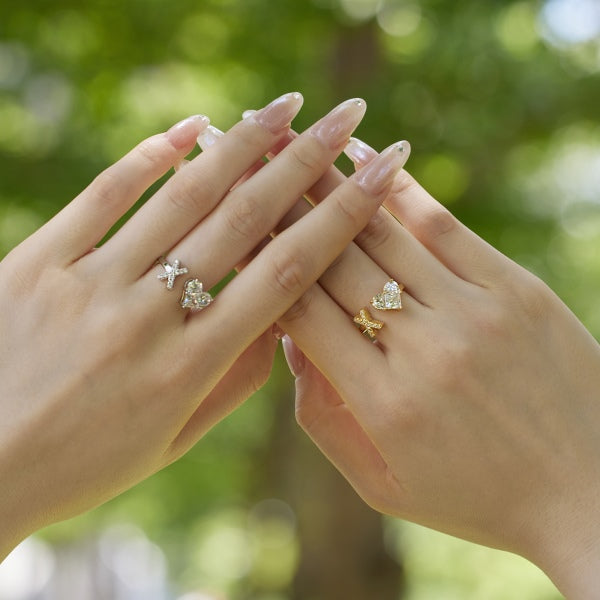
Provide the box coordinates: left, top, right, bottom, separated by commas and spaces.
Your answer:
251, 92, 304, 133
197, 125, 224, 150
354, 140, 411, 195
166, 114, 210, 149
344, 137, 378, 167
310, 98, 366, 150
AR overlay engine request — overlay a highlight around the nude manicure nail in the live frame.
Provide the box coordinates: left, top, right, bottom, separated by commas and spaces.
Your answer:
354, 140, 411, 195
166, 114, 210, 148
197, 124, 224, 150
344, 137, 377, 167
251, 92, 304, 133
310, 98, 367, 150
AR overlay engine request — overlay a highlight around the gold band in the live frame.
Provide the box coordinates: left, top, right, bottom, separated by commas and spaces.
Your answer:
353, 308, 384, 341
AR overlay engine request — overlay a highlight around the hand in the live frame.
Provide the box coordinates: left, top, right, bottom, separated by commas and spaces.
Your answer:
0, 95, 408, 560
279, 137, 600, 598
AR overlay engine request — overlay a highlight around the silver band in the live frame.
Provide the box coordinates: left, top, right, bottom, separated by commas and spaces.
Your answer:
157, 256, 189, 290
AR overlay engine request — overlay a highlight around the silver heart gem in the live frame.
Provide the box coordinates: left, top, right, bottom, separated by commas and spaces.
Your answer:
180, 279, 213, 310
371, 279, 403, 311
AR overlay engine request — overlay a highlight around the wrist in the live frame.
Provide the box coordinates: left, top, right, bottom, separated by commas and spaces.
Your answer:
0, 452, 41, 562
521, 495, 600, 598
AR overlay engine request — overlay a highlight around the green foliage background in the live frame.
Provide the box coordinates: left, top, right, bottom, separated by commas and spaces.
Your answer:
1, 0, 598, 598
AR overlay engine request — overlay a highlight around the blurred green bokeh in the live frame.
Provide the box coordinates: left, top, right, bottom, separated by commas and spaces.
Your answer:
1, 0, 599, 598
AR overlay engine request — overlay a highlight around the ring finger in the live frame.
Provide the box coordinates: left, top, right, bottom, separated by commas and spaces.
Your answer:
278, 191, 424, 346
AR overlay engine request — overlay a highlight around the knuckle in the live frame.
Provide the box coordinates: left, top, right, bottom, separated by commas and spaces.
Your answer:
135, 136, 168, 170
428, 338, 474, 394
267, 247, 311, 299
332, 189, 363, 231
290, 143, 323, 175
164, 171, 204, 217
510, 270, 553, 324
413, 205, 457, 242
233, 123, 266, 154
471, 301, 510, 339
89, 169, 122, 209
222, 192, 265, 241
355, 209, 393, 254
281, 290, 314, 324
391, 169, 420, 196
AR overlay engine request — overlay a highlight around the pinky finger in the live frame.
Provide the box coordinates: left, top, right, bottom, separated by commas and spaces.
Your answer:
288, 348, 401, 515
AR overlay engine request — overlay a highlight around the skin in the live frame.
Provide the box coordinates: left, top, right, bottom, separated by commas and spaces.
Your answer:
0, 94, 411, 561
279, 138, 600, 599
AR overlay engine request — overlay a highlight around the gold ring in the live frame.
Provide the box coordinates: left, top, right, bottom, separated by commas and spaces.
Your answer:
371, 279, 404, 311
353, 308, 384, 341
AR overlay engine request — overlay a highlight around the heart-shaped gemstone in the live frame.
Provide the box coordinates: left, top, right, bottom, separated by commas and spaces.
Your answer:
371, 279, 403, 311
180, 279, 213, 309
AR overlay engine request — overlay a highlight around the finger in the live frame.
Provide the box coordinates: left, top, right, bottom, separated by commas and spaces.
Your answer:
285, 341, 399, 513
198, 124, 267, 190
277, 282, 396, 436
36, 115, 209, 264
274, 137, 462, 307
346, 137, 513, 288
165, 329, 278, 462
276, 194, 425, 335
98, 92, 304, 276
141, 97, 368, 300
187, 142, 408, 381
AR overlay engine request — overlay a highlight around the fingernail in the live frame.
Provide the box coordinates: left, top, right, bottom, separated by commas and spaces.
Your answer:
242, 109, 256, 119
354, 140, 411, 196
345, 137, 377, 167
251, 92, 304, 133
166, 114, 210, 149
310, 98, 366, 150
282, 335, 305, 377
197, 125, 224, 150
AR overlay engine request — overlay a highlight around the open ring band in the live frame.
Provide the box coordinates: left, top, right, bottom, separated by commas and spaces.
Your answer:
156, 256, 214, 310
353, 308, 384, 341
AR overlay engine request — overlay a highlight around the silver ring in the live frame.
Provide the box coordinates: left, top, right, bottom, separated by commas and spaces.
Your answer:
157, 256, 188, 290
180, 279, 213, 310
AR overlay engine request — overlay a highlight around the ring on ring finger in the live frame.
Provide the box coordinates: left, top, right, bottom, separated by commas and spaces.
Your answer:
156, 256, 214, 310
